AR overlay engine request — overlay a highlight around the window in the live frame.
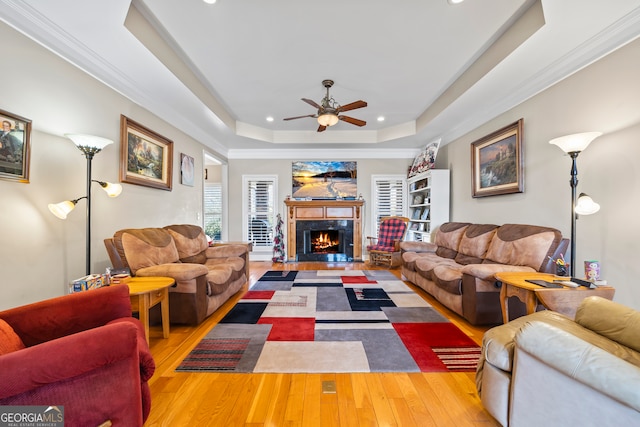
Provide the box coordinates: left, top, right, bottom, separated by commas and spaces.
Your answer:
371, 175, 407, 237
243, 175, 278, 251
204, 182, 222, 240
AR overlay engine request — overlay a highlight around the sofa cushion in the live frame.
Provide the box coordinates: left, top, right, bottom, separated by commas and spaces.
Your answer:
0, 318, 25, 355
164, 224, 208, 263
402, 251, 434, 272
434, 222, 470, 259
206, 266, 234, 295
454, 224, 498, 265
575, 296, 640, 353
205, 256, 245, 273
400, 241, 437, 254
484, 224, 562, 271
113, 228, 180, 275
415, 254, 458, 281
432, 264, 464, 295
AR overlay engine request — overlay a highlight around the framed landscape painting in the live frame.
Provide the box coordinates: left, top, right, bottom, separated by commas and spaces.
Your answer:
471, 119, 524, 198
292, 161, 357, 199
120, 115, 173, 191
0, 109, 31, 183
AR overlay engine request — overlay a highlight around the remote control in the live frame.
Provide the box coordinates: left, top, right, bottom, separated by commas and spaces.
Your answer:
555, 281, 579, 288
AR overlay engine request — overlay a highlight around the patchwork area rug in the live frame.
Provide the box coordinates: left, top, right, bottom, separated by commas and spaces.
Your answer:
177, 270, 481, 373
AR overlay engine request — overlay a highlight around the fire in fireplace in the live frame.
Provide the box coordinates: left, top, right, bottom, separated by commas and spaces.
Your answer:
310, 230, 341, 254
296, 220, 354, 262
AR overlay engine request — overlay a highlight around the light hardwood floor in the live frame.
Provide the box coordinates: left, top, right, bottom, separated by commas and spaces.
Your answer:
144, 261, 499, 426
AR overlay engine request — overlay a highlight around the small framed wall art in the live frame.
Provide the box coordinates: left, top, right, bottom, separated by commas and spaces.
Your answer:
408, 138, 441, 178
0, 108, 31, 183
180, 153, 195, 186
471, 119, 524, 198
120, 115, 173, 191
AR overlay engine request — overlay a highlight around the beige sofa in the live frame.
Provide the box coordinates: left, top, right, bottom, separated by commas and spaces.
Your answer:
476, 296, 640, 426
105, 224, 249, 325
400, 222, 568, 325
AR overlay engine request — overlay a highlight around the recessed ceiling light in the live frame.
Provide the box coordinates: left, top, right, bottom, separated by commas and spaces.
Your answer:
448, 0, 464, 4
377, 116, 385, 122
266, 116, 274, 122
203, 0, 217, 4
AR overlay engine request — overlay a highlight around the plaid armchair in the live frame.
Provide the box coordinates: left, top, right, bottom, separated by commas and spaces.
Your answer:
366, 216, 410, 267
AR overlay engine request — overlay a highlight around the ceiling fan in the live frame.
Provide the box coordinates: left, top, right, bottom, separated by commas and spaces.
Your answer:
283, 79, 367, 132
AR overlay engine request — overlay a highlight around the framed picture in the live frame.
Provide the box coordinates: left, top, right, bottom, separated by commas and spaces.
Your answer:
120, 115, 173, 191
471, 119, 524, 198
420, 207, 430, 220
0, 109, 31, 183
292, 161, 357, 199
412, 194, 424, 205
408, 138, 441, 177
180, 153, 195, 186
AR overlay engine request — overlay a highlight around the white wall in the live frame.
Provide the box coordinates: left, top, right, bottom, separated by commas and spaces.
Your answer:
227, 157, 412, 253
0, 21, 224, 309
439, 37, 640, 310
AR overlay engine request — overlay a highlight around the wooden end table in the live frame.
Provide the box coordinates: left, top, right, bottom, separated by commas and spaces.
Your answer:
495, 271, 615, 323
126, 277, 175, 345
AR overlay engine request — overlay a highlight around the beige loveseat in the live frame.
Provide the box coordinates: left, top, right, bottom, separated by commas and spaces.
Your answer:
104, 224, 249, 325
400, 222, 568, 325
476, 296, 640, 426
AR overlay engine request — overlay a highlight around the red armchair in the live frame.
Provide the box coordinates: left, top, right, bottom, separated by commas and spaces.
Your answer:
0, 285, 155, 427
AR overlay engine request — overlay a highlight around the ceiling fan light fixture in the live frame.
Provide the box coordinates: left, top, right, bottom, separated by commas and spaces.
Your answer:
317, 113, 339, 127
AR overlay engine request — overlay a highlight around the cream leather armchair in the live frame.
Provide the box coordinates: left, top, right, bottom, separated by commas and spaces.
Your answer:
476, 296, 640, 426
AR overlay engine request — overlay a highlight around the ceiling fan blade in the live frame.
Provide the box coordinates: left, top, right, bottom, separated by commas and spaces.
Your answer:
302, 98, 322, 109
339, 115, 366, 127
317, 125, 327, 132
283, 114, 317, 121
337, 100, 367, 113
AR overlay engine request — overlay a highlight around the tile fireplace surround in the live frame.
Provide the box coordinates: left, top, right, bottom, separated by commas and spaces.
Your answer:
284, 199, 364, 262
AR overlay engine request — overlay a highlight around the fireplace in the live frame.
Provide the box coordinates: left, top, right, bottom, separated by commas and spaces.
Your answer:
296, 220, 353, 261
284, 199, 364, 262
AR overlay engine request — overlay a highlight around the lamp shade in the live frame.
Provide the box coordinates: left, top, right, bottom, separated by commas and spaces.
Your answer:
575, 193, 600, 215
48, 200, 77, 219
317, 113, 339, 127
549, 132, 602, 154
65, 134, 114, 150
97, 181, 123, 197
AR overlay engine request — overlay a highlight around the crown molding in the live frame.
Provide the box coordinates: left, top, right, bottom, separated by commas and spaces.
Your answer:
227, 147, 419, 160
441, 6, 640, 145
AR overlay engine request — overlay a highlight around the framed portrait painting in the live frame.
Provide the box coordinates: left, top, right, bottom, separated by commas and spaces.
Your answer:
0, 109, 31, 183
120, 115, 173, 191
471, 119, 524, 198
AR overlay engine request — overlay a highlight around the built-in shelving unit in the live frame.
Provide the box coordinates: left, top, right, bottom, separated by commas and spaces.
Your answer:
407, 169, 450, 242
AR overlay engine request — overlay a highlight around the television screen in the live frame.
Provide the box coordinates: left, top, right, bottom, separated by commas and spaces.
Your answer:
292, 161, 357, 199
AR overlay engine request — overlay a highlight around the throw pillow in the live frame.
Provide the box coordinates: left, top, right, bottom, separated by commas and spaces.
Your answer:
0, 318, 25, 355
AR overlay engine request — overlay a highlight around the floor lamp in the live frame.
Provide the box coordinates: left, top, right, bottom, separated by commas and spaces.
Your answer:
48, 134, 122, 275
549, 132, 602, 276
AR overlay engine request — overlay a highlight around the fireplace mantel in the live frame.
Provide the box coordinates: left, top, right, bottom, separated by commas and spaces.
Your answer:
284, 199, 364, 262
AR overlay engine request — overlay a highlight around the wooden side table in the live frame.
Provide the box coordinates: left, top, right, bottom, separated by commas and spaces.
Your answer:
496, 271, 615, 323
125, 277, 175, 345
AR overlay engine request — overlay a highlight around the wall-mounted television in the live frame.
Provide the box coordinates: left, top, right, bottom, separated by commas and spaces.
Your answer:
292, 161, 357, 199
